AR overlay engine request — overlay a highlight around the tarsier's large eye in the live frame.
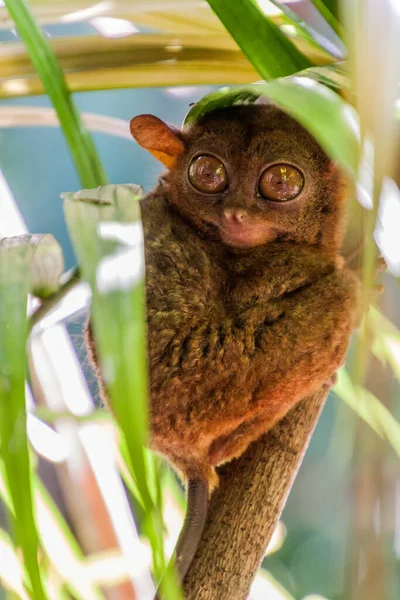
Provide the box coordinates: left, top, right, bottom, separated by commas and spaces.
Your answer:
259, 164, 304, 202
188, 155, 228, 194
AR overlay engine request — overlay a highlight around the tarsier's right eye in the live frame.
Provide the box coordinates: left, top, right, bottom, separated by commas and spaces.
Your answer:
188, 155, 228, 194
259, 164, 304, 202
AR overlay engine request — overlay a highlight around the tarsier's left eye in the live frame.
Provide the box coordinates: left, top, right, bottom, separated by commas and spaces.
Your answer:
188, 155, 228, 194
259, 164, 304, 202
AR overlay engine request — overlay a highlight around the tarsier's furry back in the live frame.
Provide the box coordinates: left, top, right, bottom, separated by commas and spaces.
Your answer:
87, 104, 360, 586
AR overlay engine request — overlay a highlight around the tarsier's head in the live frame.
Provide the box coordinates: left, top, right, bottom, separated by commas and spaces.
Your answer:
130, 104, 346, 253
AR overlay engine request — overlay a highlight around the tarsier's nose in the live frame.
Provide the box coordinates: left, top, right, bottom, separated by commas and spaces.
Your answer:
223, 208, 247, 224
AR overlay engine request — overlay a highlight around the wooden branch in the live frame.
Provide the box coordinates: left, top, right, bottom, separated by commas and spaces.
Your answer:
183, 387, 329, 600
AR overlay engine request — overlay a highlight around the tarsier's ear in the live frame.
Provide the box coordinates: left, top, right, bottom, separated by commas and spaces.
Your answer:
130, 114, 185, 169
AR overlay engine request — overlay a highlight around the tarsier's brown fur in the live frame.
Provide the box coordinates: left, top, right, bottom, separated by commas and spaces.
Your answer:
87, 104, 360, 489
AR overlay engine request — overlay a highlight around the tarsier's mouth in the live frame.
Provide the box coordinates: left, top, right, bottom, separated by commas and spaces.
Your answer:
219, 221, 279, 248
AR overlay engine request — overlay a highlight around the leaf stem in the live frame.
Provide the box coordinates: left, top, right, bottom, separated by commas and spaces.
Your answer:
28, 267, 81, 334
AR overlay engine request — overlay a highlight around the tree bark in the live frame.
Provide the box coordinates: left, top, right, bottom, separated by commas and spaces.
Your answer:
183, 387, 329, 600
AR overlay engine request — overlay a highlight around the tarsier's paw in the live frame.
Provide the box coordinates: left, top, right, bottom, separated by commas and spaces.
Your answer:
323, 373, 338, 388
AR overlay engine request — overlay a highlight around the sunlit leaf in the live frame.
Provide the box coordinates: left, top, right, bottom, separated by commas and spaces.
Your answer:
334, 369, 400, 457
268, 0, 344, 59
367, 307, 400, 382
310, 0, 342, 37
296, 62, 348, 91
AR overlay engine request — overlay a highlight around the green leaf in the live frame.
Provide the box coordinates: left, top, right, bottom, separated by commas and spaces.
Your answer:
310, 0, 342, 36
63, 184, 149, 501
0, 243, 48, 600
334, 369, 400, 457
185, 78, 359, 177
1, 234, 64, 299
367, 307, 400, 383
205, 0, 312, 81
184, 87, 262, 125
268, 0, 344, 59
63, 184, 182, 598
296, 62, 348, 91
4, 0, 107, 188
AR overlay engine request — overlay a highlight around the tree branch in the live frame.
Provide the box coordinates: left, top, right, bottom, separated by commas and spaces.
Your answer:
183, 387, 329, 600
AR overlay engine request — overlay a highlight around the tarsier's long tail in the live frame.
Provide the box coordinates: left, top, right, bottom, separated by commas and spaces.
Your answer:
154, 478, 209, 599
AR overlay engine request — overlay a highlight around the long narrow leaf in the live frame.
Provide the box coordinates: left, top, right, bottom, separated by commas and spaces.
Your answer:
63, 184, 181, 598
310, 0, 342, 37
4, 0, 107, 188
205, 0, 312, 80
0, 242, 47, 600
296, 62, 348, 91
268, 0, 344, 59
334, 369, 400, 458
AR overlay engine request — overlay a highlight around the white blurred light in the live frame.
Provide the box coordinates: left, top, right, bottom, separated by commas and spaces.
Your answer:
26, 385, 70, 462
386, 338, 400, 370
62, 1, 110, 22
161, 490, 184, 558
302, 596, 329, 600
0, 535, 29, 600
97, 221, 145, 293
166, 86, 198, 98
255, 0, 281, 16
342, 103, 361, 142
90, 17, 139, 38
27, 416, 70, 463
0, 170, 26, 236
250, 570, 294, 600
165, 44, 183, 52
2, 80, 30, 95
375, 177, 400, 275
86, 550, 137, 585
0, 106, 132, 141
357, 138, 374, 209
40, 326, 94, 416
266, 520, 287, 555
35, 281, 91, 331
281, 24, 297, 35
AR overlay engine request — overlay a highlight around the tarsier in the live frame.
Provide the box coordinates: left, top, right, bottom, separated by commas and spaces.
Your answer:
86, 103, 360, 587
